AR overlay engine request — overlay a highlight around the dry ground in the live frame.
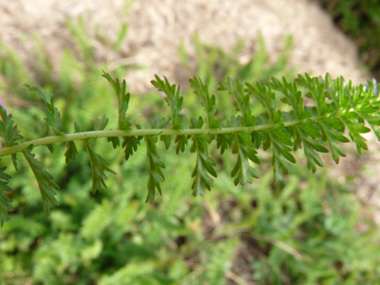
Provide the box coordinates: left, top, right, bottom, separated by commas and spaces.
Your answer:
0, 0, 369, 89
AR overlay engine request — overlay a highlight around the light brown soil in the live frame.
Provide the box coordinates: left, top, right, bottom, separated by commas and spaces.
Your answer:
0, 0, 369, 91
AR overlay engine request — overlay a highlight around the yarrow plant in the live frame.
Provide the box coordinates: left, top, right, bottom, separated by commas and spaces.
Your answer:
0, 71, 379, 226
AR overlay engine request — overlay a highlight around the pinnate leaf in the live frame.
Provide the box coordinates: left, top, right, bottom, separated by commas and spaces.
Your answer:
231, 132, 260, 185
190, 77, 220, 129
84, 140, 116, 194
190, 117, 217, 196
1, 72, 380, 226
102, 71, 132, 130
24, 84, 65, 134
122, 136, 142, 160
22, 149, 59, 214
145, 135, 166, 202
151, 75, 183, 129
65, 141, 79, 164
0, 166, 13, 227
0, 106, 23, 170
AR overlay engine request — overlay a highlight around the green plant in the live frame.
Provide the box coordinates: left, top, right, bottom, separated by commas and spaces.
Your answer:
0, 71, 379, 228
1, 28, 380, 284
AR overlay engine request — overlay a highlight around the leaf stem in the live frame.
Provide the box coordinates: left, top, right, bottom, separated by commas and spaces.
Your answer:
0, 115, 327, 158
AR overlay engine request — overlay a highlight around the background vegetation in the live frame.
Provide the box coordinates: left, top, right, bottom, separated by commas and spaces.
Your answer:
320, 0, 380, 79
1, 9, 380, 285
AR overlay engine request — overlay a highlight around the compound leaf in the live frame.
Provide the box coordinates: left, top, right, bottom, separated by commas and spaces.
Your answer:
24, 84, 65, 134
0, 106, 23, 170
22, 149, 59, 215
0, 166, 13, 227
84, 139, 116, 194
65, 141, 78, 164
151, 75, 183, 130
122, 136, 142, 160
102, 71, 132, 131
145, 135, 166, 202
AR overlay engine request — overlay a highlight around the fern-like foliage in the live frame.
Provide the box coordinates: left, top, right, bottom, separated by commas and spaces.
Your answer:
0, 105, 23, 170
0, 166, 13, 226
22, 148, 60, 214
190, 117, 217, 196
0, 72, 379, 226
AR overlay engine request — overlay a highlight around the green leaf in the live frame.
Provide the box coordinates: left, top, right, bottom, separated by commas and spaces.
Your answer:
292, 125, 328, 173
24, 84, 65, 134
1, 71, 380, 220
107, 137, 121, 149
0, 165, 13, 227
319, 120, 348, 163
149, 115, 172, 149
175, 135, 188, 154
270, 127, 296, 181
122, 136, 142, 160
295, 74, 328, 115
36, 122, 54, 153
190, 77, 220, 129
220, 77, 254, 125
22, 149, 59, 214
151, 75, 183, 129
270, 76, 305, 119
151, 115, 170, 129
65, 141, 78, 164
231, 132, 260, 185
342, 119, 370, 154
94, 114, 109, 130
160, 135, 172, 150
102, 71, 132, 130
190, 117, 217, 196
245, 81, 277, 123
145, 135, 166, 202
357, 111, 380, 140
227, 116, 260, 184
84, 139, 116, 194
0, 105, 23, 170
216, 133, 233, 154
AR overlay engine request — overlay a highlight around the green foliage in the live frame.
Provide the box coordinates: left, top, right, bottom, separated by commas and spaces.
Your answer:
145, 134, 166, 202
0, 166, 13, 227
1, 24, 380, 284
246, 170, 380, 284
151, 75, 184, 130
22, 149, 59, 215
123, 135, 142, 160
189, 77, 220, 129
230, 130, 260, 185
24, 84, 65, 134
83, 138, 116, 194
102, 72, 132, 131
190, 119, 217, 196
0, 106, 23, 170
321, 0, 380, 77
2, 154, 379, 284
1, 72, 380, 225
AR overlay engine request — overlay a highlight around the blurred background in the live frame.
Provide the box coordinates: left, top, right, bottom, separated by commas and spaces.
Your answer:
1, 0, 380, 284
